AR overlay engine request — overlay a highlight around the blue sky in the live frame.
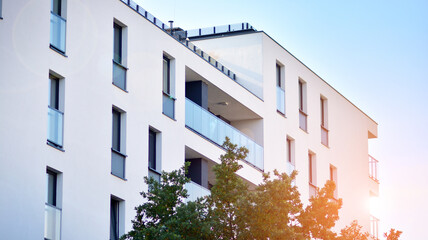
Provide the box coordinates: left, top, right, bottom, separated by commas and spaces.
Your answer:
135, 0, 428, 238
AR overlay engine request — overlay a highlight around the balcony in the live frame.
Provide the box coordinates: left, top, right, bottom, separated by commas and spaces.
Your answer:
299, 110, 307, 131
286, 161, 295, 176
185, 181, 211, 202
276, 87, 285, 114
112, 60, 127, 90
111, 149, 126, 179
50, 12, 66, 53
369, 155, 379, 182
370, 215, 379, 240
162, 92, 175, 119
44, 204, 61, 240
47, 107, 64, 147
321, 125, 329, 146
185, 98, 264, 170
148, 168, 161, 182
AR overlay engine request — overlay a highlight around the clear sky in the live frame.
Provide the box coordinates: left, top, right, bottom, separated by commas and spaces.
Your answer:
135, 0, 428, 238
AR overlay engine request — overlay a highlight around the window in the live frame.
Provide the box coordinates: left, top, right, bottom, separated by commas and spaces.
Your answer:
47, 73, 64, 148
330, 165, 338, 199
50, 0, 66, 53
299, 79, 307, 131
110, 197, 123, 240
276, 62, 285, 114
0, 0, 3, 19
112, 21, 127, 90
111, 108, 126, 179
321, 96, 329, 146
308, 152, 317, 198
286, 137, 295, 176
45, 169, 62, 240
162, 54, 175, 119
148, 129, 161, 182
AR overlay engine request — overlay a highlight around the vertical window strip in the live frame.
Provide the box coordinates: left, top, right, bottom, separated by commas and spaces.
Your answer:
113, 23, 123, 64
163, 56, 170, 94
112, 110, 121, 152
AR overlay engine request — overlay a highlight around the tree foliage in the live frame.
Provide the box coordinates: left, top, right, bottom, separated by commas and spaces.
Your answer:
123, 138, 402, 240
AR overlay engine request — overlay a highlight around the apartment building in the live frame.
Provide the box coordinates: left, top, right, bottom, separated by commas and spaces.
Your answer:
0, 0, 380, 239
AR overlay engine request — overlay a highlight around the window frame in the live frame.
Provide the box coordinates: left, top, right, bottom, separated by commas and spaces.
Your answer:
163, 56, 171, 95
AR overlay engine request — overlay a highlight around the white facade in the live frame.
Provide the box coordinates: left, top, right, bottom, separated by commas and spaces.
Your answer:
0, 0, 379, 239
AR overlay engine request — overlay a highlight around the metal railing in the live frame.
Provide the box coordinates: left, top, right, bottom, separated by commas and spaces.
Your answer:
50, 12, 66, 53
276, 87, 285, 114
369, 155, 379, 182
309, 183, 317, 199
119, 0, 237, 81
185, 98, 264, 170
111, 149, 126, 179
113, 60, 127, 90
321, 125, 329, 146
186, 23, 255, 38
47, 107, 64, 147
162, 92, 175, 119
185, 181, 211, 202
45, 204, 62, 240
299, 110, 307, 131
370, 215, 379, 240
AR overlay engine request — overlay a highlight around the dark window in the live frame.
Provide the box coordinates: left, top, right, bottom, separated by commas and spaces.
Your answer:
148, 130, 156, 170
110, 198, 119, 240
49, 75, 60, 110
46, 170, 57, 206
321, 97, 325, 127
112, 109, 121, 152
52, 0, 62, 16
287, 138, 292, 163
0, 0, 3, 19
276, 63, 281, 87
299, 81, 303, 111
163, 56, 170, 94
113, 23, 122, 64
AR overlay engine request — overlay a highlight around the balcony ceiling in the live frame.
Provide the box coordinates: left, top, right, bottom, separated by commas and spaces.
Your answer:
186, 67, 261, 122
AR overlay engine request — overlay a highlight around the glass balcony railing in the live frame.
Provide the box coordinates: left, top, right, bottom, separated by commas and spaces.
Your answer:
47, 107, 64, 147
185, 181, 211, 202
111, 149, 126, 179
321, 125, 329, 146
162, 92, 175, 119
369, 155, 379, 182
50, 12, 66, 53
185, 98, 264, 170
44, 204, 61, 240
119, 0, 237, 81
370, 215, 379, 240
276, 87, 285, 114
309, 183, 317, 199
186, 23, 255, 38
113, 61, 127, 90
299, 110, 307, 131
148, 168, 161, 182
286, 161, 295, 176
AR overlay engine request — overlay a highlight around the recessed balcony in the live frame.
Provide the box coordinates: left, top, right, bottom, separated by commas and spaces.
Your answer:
47, 107, 64, 147
369, 155, 379, 183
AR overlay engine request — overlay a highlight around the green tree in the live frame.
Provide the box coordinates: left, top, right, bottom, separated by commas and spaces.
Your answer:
121, 164, 213, 240
338, 220, 370, 240
298, 180, 343, 239
384, 229, 402, 240
208, 137, 249, 240
242, 170, 305, 240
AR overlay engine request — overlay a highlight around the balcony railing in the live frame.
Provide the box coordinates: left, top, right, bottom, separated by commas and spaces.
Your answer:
299, 110, 307, 131
162, 92, 175, 119
370, 215, 379, 240
113, 60, 127, 90
321, 125, 329, 146
148, 168, 161, 182
111, 149, 126, 179
185, 181, 211, 202
276, 87, 285, 114
309, 183, 317, 199
45, 204, 61, 240
47, 107, 64, 147
369, 155, 379, 182
50, 12, 66, 53
185, 98, 264, 170
119, 0, 237, 81
186, 23, 255, 38
286, 161, 295, 176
